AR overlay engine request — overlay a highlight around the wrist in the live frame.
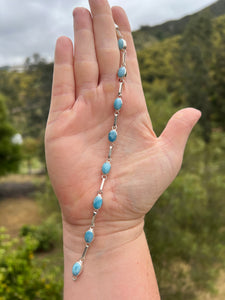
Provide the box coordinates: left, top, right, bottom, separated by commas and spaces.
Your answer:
62, 218, 160, 300
62, 216, 145, 258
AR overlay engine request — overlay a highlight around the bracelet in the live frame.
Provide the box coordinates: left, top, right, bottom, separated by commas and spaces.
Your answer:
72, 25, 127, 281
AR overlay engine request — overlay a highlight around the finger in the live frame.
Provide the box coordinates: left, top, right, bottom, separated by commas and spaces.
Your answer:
73, 8, 99, 98
160, 108, 201, 162
112, 6, 142, 85
88, 0, 120, 82
48, 36, 75, 123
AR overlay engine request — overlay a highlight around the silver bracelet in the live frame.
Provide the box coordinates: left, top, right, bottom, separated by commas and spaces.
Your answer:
72, 25, 127, 281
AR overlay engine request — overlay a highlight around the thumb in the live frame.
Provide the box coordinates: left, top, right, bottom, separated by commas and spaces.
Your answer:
160, 107, 201, 157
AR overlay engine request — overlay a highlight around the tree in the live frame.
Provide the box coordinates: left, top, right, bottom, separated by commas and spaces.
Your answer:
23, 55, 53, 139
22, 137, 40, 174
211, 15, 225, 129
0, 94, 22, 175
176, 11, 213, 142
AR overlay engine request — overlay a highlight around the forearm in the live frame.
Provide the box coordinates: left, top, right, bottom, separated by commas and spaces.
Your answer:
63, 220, 160, 300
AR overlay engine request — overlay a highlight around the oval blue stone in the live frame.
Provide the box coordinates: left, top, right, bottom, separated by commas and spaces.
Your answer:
102, 162, 111, 174
72, 261, 82, 276
118, 39, 125, 50
118, 67, 126, 78
85, 229, 94, 243
93, 195, 103, 209
114, 97, 123, 110
108, 130, 117, 142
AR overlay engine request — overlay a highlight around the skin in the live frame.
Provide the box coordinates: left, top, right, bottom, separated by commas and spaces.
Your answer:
45, 0, 201, 299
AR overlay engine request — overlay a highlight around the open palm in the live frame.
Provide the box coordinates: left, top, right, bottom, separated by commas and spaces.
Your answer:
45, 2, 201, 236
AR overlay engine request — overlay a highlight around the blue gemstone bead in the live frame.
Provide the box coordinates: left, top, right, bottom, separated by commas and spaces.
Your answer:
108, 130, 117, 142
118, 39, 126, 50
84, 229, 94, 243
85, 229, 94, 243
93, 195, 103, 209
114, 97, 123, 110
72, 261, 82, 276
102, 162, 111, 174
118, 67, 127, 78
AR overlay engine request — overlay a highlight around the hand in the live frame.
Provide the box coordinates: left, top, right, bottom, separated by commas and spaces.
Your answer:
45, 1, 201, 239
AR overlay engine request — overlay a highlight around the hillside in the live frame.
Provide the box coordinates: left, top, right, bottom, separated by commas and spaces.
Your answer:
133, 0, 225, 49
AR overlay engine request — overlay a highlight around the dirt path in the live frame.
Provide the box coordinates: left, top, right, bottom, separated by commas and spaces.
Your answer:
0, 181, 36, 198
0, 174, 43, 236
0, 197, 41, 237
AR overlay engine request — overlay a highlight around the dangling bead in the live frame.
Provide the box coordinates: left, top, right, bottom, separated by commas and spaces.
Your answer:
72, 260, 83, 277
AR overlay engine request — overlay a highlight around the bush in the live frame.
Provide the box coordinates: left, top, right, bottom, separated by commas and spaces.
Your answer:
0, 227, 63, 299
20, 214, 62, 252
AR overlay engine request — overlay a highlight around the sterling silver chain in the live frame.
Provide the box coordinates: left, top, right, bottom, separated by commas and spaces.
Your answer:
72, 25, 127, 281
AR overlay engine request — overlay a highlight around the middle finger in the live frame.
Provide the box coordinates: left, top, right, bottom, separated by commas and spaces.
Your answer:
89, 0, 120, 82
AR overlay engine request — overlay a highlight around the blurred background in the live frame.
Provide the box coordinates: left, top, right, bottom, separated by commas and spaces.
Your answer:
0, 0, 225, 299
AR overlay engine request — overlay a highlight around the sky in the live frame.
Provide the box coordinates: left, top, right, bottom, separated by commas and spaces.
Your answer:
0, 0, 216, 67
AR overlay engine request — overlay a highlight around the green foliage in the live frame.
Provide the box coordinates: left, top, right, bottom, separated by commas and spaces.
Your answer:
0, 54, 53, 167
138, 36, 179, 85
138, 12, 225, 139
175, 11, 213, 142
35, 177, 61, 218
20, 215, 62, 252
22, 137, 39, 160
0, 94, 22, 176
0, 227, 63, 299
133, 0, 225, 47
211, 15, 225, 129
132, 29, 158, 51
22, 137, 41, 174
145, 130, 225, 299
23, 54, 53, 139
145, 90, 178, 136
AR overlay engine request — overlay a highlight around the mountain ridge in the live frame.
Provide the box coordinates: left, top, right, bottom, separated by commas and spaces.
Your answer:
133, 0, 225, 49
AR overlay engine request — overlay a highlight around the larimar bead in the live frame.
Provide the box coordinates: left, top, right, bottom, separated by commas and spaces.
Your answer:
118, 66, 127, 78
72, 261, 83, 276
118, 38, 127, 50
85, 228, 94, 243
102, 162, 111, 174
114, 97, 123, 110
108, 130, 117, 142
93, 195, 103, 209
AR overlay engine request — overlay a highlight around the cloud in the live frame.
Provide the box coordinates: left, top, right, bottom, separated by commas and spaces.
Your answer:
0, 0, 216, 66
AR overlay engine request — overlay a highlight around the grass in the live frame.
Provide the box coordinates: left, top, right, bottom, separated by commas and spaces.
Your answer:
0, 197, 42, 238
